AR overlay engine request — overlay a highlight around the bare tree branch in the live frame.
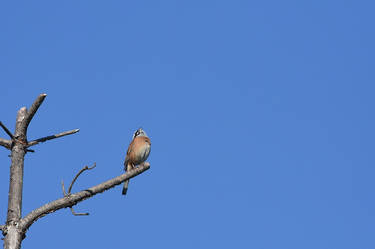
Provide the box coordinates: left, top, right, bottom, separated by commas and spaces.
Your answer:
61, 163, 97, 216
0, 137, 11, 149
23, 94, 47, 131
5, 95, 47, 249
27, 129, 80, 147
61, 180, 67, 196
67, 163, 96, 194
0, 121, 13, 150
20, 162, 150, 232
70, 207, 89, 216
0, 224, 4, 231
0, 122, 14, 139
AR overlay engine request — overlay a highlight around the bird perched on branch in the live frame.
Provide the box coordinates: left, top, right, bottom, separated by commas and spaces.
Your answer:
122, 128, 151, 195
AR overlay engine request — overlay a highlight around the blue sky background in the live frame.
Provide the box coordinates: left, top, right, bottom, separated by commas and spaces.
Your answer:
0, 1, 374, 248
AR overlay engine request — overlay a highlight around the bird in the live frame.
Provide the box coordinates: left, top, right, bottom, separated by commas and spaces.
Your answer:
122, 128, 151, 195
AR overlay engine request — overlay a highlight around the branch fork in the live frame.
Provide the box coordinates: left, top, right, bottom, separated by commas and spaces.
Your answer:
20, 162, 150, 233
0, 94, 79, 152
61, 163, 97, 216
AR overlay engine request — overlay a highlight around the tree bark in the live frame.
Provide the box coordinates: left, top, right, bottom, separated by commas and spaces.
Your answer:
20, 162, 150, 232
4, 108, 27, 249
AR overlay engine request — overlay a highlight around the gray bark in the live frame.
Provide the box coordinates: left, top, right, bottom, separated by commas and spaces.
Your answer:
4, 108, 27, 249
0, 138, 11, 149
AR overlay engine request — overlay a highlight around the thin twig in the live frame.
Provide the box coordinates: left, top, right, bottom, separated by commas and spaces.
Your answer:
0, 138, 11, 149
61, 181, 67, 196
27, 129, 80, 147
61, 181, 89, 215
0, 122, 14, 139
62, 163, 97, 216
20, 162, 150, 231
70, 207, 89, 216
68, 163, 96, 194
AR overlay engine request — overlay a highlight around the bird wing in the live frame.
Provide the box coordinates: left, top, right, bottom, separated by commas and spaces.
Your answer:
124, 142, 133, 168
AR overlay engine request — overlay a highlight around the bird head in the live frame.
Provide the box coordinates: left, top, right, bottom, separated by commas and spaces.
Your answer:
133, 128, 148, 139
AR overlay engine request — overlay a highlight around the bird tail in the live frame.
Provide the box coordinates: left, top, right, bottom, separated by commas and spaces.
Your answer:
122, 161, 130, 195
122, 179, 129, 195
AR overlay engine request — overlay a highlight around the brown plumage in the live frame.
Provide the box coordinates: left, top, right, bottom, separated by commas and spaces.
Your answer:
122, 128, 151, 195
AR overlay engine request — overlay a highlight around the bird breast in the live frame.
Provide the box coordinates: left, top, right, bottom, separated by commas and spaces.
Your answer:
134, 143, 150, 164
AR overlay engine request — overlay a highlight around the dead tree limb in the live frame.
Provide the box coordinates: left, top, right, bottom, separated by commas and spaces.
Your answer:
21, 94, 46, 135
0, 138, 11, 149
62, 163, 97, 216
0, 121, 13, 149
20, 162, 150, 232
3, 94, 78, 249
27, 129, 80, 147
67, 163, 97, 194
0, 122, 14, 139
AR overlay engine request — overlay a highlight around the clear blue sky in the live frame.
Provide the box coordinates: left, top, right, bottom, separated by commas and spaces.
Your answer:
0, 1, 374, 248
